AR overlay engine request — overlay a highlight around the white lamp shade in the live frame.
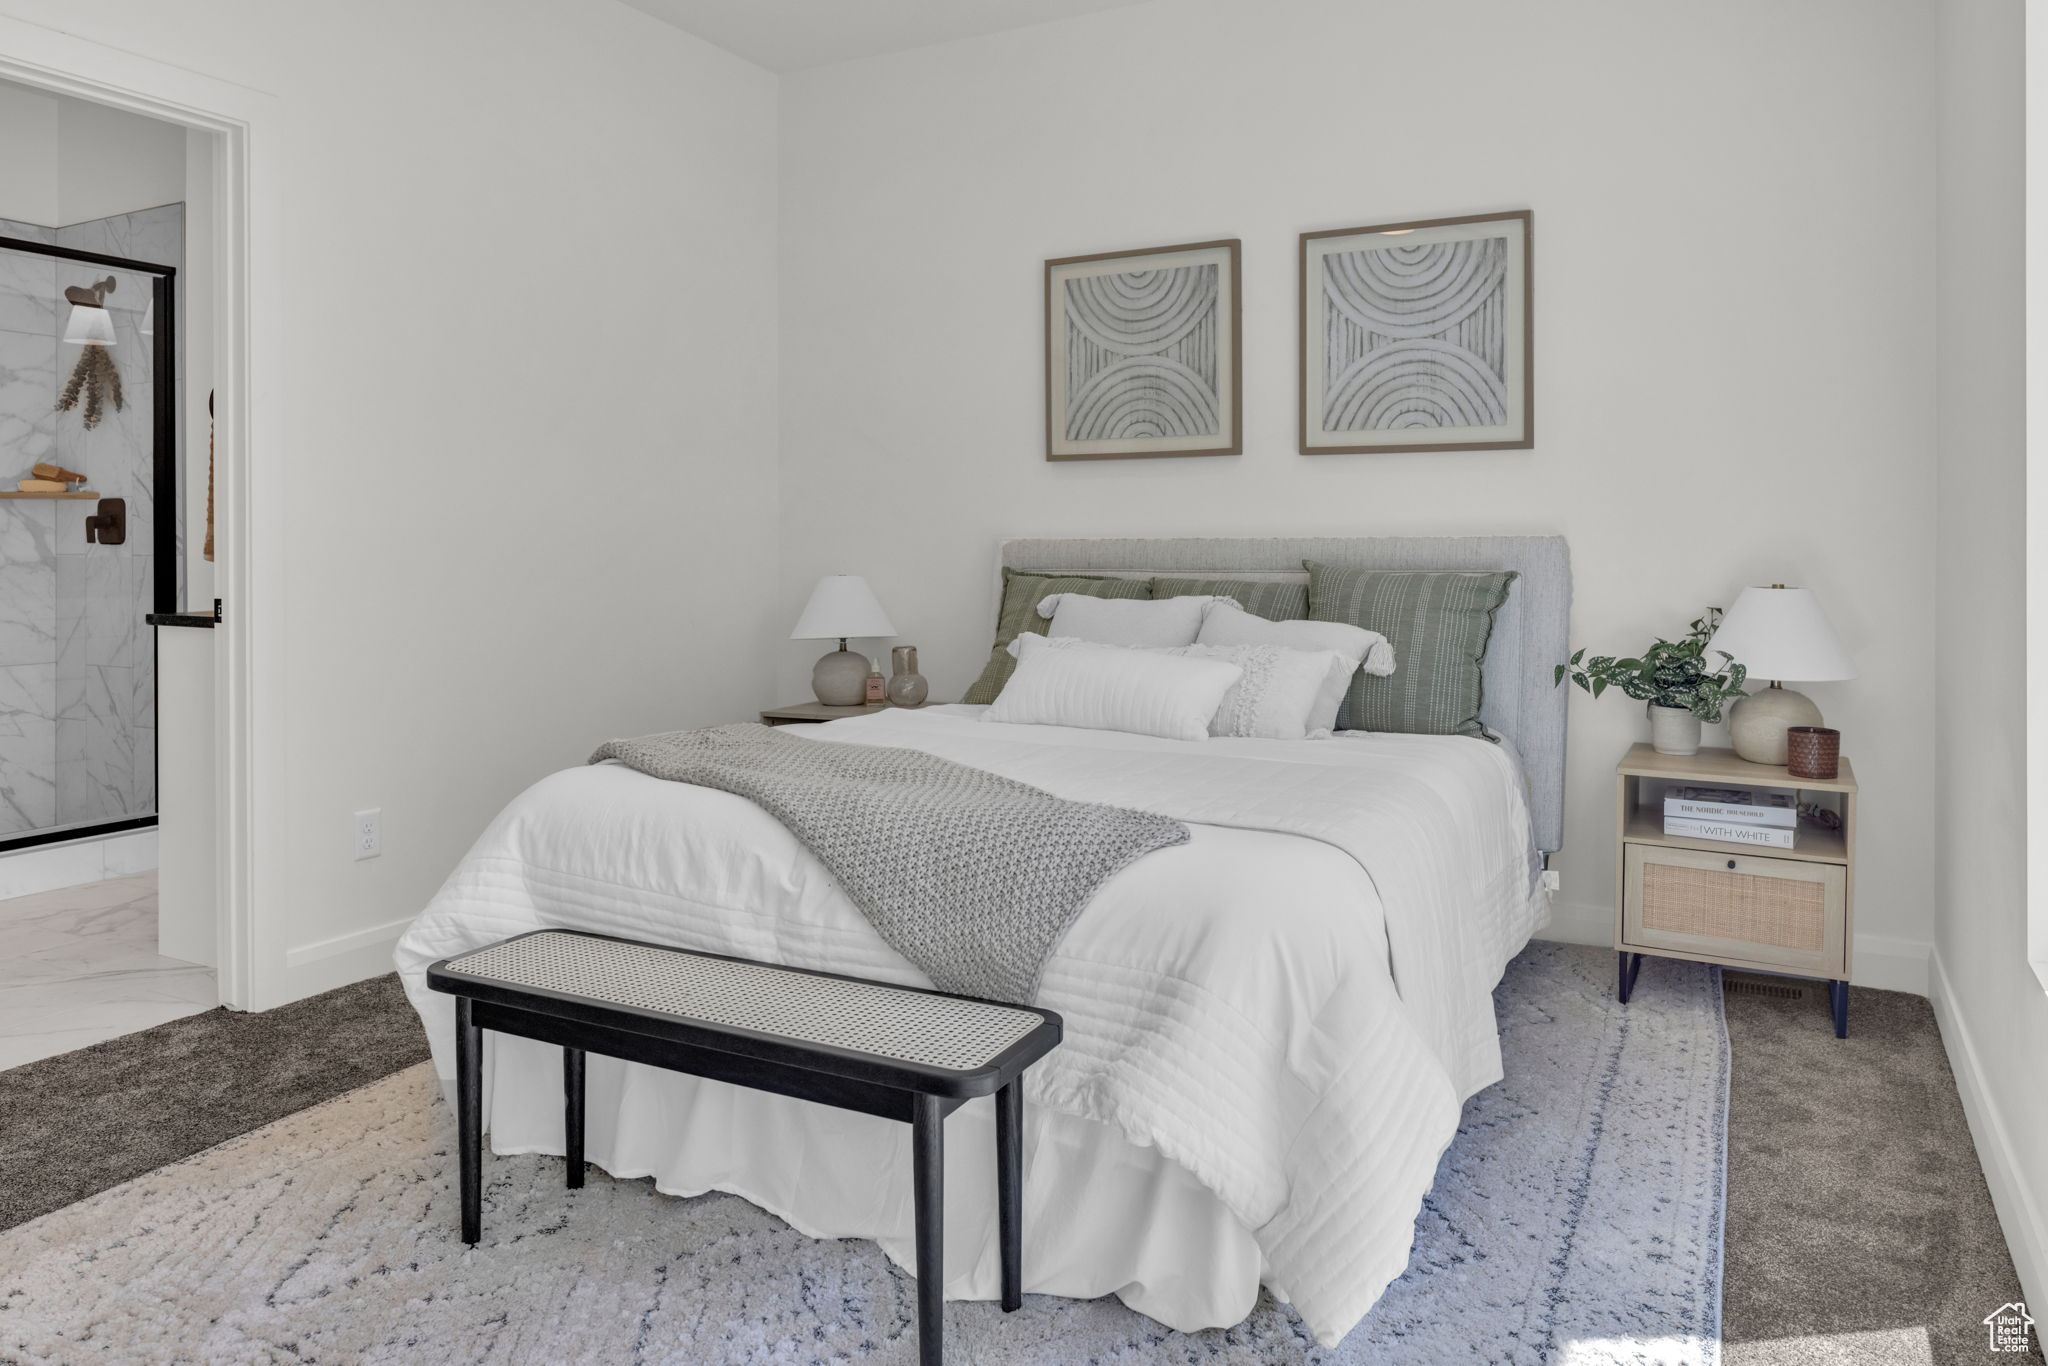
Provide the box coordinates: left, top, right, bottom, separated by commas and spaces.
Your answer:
791, 574, 896, 640
62, 304, 115, 347
1708, 585, 1856, 682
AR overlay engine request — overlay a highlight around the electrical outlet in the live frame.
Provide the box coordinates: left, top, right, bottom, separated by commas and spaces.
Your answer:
354, 808, 381, 861
1541, 869, 1561, 893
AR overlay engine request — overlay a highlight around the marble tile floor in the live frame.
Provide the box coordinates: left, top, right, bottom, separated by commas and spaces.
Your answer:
0, 871, 213, 1072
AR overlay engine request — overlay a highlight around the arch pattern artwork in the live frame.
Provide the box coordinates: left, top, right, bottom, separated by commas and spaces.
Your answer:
1300, 212, 1532, 453
1046, 240, 1240, 460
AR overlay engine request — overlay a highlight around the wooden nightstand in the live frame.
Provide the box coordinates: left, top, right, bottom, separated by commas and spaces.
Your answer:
1614, 743, 1857, 1036
760, 701, 896, 726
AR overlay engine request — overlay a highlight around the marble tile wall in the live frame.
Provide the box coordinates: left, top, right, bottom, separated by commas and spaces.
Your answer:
0, 205, 180, 835
0, 228, 59, 837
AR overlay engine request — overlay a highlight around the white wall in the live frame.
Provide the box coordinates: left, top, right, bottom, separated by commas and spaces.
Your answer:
778, 0, 1939, 989
1933, 0, 2046, 1309
56, 92, 185, 224
0, 0, 783, 1002
0, 82, 184, 226
0, 80, 57, 225
156, 127, 217, 967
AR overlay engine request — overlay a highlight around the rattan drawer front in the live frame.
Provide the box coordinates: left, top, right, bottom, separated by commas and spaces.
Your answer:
1641, 861, 1826, 949
1622, 843, 1846, 977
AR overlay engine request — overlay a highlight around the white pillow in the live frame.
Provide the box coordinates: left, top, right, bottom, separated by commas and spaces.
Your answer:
1159, 642, 1352, 740
1195, 601, 1396, 733
986, 633, 1242, 741
1036, 593, 1238, 648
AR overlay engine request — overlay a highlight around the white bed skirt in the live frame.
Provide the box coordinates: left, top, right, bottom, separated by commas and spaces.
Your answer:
483, 1031, 1271, 1333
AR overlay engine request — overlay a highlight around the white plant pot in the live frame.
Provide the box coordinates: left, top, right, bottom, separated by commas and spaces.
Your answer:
1648, 704, 1701, 757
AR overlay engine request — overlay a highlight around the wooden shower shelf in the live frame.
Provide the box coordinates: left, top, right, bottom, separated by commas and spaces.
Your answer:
0, 490, 96, 499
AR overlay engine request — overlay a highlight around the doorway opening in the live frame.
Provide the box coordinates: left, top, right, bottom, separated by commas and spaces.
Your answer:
0, 79, 218, 1064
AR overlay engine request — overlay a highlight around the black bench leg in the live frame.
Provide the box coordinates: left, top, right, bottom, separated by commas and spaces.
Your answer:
995, 1080, 1022, 1312
563, 1046, 585, 1189
456, 997, 482, 1245
912, 1093, 945, 1366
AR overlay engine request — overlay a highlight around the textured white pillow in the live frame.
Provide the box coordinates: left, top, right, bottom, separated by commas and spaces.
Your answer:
986, 633, 1242, 741
1195, 601, 1396, 733
1036, 593, 1238, 648
1159, 642, 1353, 740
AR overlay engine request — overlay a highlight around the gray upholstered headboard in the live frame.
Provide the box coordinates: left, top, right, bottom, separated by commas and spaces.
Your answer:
999, 536, 1572, 853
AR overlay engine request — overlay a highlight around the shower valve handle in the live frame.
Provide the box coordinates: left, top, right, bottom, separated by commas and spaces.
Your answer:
85, 498, 126, 546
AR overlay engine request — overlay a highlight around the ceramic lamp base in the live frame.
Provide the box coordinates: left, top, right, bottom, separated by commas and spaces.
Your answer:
811, 646, 870, 706
1728, 685, 1824, 766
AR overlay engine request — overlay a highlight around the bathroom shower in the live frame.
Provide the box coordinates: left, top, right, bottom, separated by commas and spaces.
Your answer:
0, 205, 179, 847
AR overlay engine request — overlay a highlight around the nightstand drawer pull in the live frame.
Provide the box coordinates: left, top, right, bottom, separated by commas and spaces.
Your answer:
1726, 859, 1736, 870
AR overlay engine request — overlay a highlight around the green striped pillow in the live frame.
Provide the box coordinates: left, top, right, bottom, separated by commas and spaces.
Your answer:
1304, 562, 1516, 737
962, 571, 1153, 704
1150, 576, 1307, 623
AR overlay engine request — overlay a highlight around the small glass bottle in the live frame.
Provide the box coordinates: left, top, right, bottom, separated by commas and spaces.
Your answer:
864, 658, 887, 703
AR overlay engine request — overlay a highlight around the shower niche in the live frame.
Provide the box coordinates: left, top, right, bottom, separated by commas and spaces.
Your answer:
0, 205, 180, 846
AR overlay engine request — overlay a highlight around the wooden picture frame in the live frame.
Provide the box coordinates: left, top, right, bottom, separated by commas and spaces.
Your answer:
1299, 210, 1533, 454
1045, 238, 1241, 461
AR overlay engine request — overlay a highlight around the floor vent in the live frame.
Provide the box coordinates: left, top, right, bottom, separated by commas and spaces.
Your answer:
1723, 972, 1808, 1002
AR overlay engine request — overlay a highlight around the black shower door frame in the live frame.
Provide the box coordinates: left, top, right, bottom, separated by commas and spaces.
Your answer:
0, 232, 176, 852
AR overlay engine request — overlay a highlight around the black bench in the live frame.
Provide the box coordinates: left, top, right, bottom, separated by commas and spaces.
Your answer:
427, 929, 1063, 1366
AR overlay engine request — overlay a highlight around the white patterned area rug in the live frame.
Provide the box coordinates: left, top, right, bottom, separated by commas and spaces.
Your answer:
0, 943, 1725, 1365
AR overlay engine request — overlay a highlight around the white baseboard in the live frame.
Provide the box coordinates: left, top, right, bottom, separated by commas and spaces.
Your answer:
282, 915, 415, 1000
283, 915, 416, 970
1929, 948, 2048, 1310
1853, 932, 1931, 996
0, 827, 159, 900
1535, 900, 1930, 996
1534, 898, 1612, 947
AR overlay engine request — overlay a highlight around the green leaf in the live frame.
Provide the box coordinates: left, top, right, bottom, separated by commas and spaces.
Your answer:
1591, 679, 1608, 699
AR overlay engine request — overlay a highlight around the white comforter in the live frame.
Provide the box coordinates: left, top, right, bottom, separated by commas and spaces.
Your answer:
395, 706, 1546, 1346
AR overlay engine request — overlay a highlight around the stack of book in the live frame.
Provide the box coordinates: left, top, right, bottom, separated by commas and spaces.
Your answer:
1663, 784, 1798, 848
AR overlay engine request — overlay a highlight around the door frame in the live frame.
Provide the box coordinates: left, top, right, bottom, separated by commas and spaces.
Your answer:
0, 16, 280, 1009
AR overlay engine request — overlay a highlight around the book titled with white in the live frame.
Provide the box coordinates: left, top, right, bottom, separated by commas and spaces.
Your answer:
1662, 816, 1796, 849
1663, 784, 1798, 828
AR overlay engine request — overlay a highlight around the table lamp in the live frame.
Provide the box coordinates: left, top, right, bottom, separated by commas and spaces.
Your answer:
1707, 584, 1856, 765
792, 574, 897, 705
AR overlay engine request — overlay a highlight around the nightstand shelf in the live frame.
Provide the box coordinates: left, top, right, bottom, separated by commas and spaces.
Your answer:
1620, 808, 1848, 865
760, 701, 895, 726
1614, 742, 1857, 1036
760, 701, 947, 727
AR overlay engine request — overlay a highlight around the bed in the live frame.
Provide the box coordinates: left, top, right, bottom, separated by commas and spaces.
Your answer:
394, 534, 1570, 1348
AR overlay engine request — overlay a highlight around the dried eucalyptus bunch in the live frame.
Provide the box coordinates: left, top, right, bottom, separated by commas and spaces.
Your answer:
56, 345, 124, 431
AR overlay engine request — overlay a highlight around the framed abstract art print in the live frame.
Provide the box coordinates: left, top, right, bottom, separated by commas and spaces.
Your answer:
1045, 238, 1241, 461
1300, 210, 1532, 453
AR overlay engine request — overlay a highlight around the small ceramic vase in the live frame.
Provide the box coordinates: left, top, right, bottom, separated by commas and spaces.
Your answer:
887, 645, 929, 708
1648, 703, 1701, 757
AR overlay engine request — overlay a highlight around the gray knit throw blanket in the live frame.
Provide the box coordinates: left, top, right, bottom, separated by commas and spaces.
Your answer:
589, 724, 1189, 1004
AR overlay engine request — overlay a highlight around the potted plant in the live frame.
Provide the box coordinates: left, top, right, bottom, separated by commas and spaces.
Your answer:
1555, 609, 1749, 756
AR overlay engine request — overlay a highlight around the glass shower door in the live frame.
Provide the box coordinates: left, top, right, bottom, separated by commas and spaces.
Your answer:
0, 213, 175, 846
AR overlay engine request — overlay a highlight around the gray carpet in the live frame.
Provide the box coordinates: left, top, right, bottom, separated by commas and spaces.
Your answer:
0, 972, 430, 1232
1721, 977, 2041, 1365
0, 943, 1726, 1364
0, 960, 2036, 1363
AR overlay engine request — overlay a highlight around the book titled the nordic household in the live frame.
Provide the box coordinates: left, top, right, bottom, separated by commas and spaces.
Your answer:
1663, 816, 1796, 849
1663, 784, 1798, 828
